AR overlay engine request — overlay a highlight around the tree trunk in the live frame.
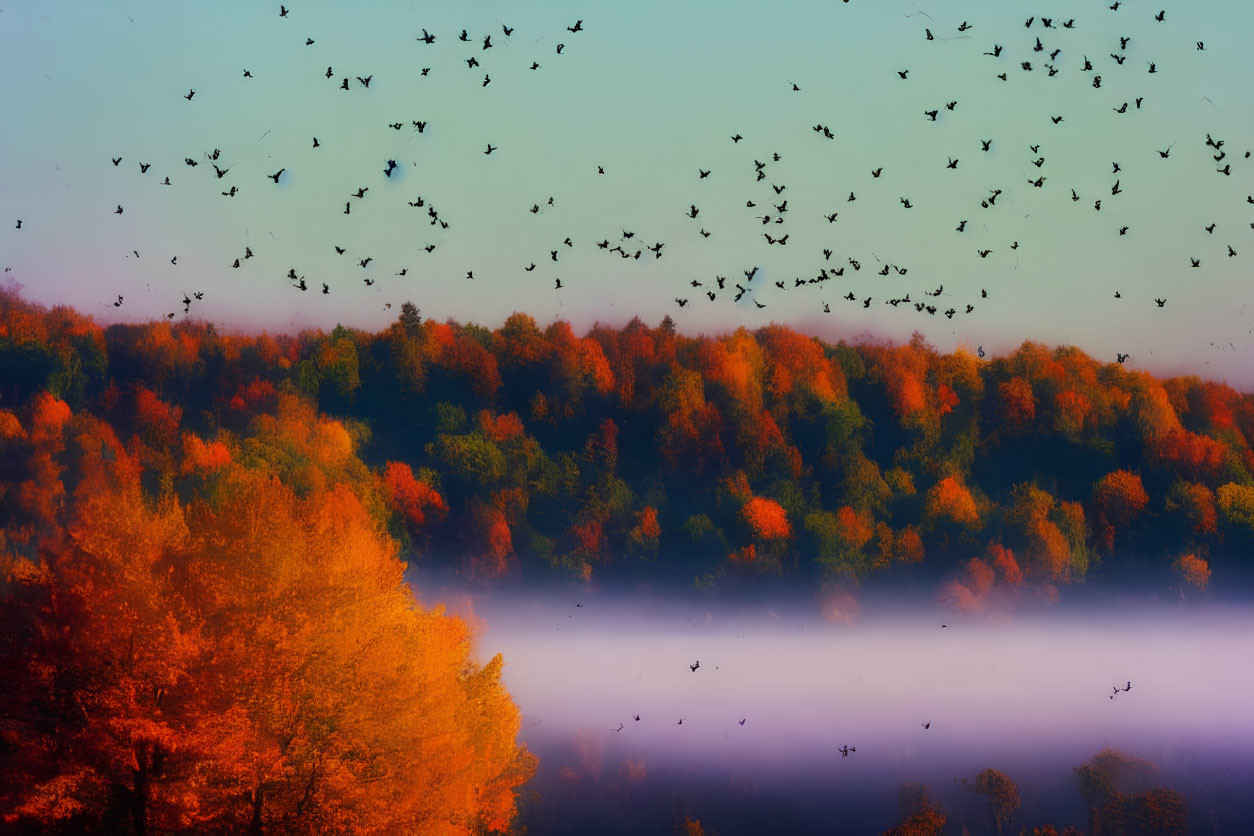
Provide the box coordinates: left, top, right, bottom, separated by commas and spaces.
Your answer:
248, 785, 264, 835
131, 752, 148, 836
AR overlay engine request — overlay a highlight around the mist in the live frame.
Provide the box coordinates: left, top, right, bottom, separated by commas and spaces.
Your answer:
414, 572, 1254, 833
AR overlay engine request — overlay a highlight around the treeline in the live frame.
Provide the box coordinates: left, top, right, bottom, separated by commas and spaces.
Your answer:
886, 748, 1188, 835
555, 748, 1186, 835
4, 285, 1254, 596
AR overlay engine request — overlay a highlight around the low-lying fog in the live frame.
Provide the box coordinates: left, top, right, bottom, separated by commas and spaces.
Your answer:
415, 574, 1254, 833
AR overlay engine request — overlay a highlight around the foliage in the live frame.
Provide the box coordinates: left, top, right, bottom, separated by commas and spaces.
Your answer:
4, 286, 1254, 588
1175, 553, 1211, 590
974, 768, 1021, 834
883, 782, 946, 836
0, 406, 534, 832
1074, 749, 1187, 836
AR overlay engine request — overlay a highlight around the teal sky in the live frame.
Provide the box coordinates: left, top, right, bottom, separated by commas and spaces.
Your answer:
2, 0, 1253, 385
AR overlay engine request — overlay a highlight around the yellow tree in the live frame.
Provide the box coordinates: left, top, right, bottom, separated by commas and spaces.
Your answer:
1, 418, 535, 834
178, 467, 535, 832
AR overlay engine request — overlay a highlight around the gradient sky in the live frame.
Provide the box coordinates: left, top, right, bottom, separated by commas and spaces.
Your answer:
3, 1, 1254, 384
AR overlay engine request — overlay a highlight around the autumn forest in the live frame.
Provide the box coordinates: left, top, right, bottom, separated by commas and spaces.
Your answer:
2, 285, 1252, 832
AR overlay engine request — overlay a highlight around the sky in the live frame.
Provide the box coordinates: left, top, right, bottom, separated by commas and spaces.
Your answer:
2, 0, 1254, 385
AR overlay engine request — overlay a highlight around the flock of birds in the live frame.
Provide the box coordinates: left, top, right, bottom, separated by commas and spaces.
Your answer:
567, 603, 1135, 759
8, 2, 1253, 366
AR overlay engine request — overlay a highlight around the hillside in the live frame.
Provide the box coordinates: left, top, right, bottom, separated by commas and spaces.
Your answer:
3, 285, 1252, 596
